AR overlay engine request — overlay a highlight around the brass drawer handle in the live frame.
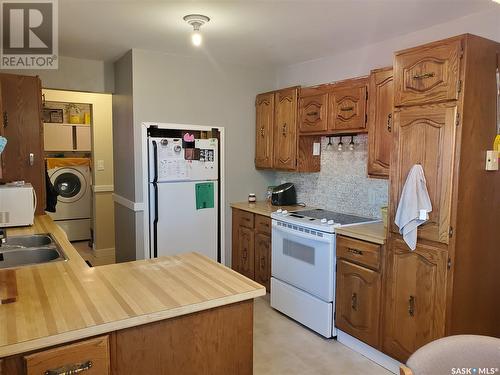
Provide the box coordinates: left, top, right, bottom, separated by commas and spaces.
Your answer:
242, 249, 247, 260
306, 111, 319, 116
260, 127, 265, 136
351, 292, 358, 311
408, 295, 415, 317
282, 123, 287, 136
340, 106, 354, 112
387, 113, 392, 132
347, 248, 363, 256
412, 72, 435, 80
45, 360, 93, 375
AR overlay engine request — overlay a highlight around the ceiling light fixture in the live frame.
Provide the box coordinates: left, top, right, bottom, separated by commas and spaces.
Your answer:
183, 14, 210, 47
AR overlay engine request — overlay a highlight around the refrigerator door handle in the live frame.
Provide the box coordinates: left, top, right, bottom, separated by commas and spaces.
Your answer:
152, 140, 159, 258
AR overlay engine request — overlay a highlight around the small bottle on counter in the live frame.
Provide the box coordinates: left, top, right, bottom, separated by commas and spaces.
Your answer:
248, 193, 256, 203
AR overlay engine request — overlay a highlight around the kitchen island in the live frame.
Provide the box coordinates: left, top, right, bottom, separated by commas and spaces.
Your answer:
0, 215, 265, 374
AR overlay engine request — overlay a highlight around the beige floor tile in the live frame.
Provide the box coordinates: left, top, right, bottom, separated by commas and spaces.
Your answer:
254, 295, 392, 375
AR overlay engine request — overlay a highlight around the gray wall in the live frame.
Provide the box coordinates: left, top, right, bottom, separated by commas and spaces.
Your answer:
114, 49, 276, 264
112, 51, 137, 262
0, 55, 114, 93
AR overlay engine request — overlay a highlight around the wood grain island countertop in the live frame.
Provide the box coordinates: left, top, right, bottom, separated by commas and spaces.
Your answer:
0, 215, 265, 358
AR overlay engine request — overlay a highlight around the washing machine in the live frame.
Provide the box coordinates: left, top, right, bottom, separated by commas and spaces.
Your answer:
46, 158, 92, 241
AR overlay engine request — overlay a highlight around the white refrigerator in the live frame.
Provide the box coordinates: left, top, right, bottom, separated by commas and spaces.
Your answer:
148, 136, 219, 261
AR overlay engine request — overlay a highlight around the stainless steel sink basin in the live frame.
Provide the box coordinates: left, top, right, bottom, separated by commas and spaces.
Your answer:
0, 234, 66, 269
3, 234, 53, 248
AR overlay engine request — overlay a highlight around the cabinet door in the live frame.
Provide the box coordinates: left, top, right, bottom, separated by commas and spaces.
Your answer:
336, 259, 381, 348
298, 91, 328, 133
329, 84, 367, 132
237, 226, 255, 279
273, 88, 297, 170
44, 124, 74, 151
255, 92, 274, 168
367, 68, 393, 178
0, 74, 45, 214
383, 239, 447, 362
76, 126, 92, 151
255, 233, 271, 292
390, 103, 456, 244
394, 39, 462, 106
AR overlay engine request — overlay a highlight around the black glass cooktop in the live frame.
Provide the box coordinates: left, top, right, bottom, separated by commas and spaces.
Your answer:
290, 209, 373, 225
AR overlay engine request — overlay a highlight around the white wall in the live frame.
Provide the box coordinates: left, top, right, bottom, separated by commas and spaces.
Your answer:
0, 56, 114, 93
277, 9, 500, 87
113, 49, 276, 263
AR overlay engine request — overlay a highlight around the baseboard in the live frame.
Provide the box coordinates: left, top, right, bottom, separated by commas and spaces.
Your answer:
92, 185, 114, 193
336, 330, 401, 374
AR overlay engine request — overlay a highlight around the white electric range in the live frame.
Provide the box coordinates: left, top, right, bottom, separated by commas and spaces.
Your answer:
270, 208, 378, 338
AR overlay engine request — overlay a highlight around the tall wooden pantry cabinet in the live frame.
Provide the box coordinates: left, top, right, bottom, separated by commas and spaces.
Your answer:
383, 34, 500, 362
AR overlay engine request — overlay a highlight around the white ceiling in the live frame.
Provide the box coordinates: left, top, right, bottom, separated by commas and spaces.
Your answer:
59, 0, 497, 66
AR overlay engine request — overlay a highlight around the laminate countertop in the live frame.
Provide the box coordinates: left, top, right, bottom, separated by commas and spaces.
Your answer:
230, 201, 309, 217
335, 222, 387, 245
0, 215, 265, 358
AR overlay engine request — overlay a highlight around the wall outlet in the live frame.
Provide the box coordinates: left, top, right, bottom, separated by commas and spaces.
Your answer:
485, 150, 499, 171
97, 159, 105, 171
313, 142, 321, 156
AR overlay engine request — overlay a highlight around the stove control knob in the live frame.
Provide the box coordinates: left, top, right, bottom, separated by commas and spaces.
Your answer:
282, 210, 288, 215
321, 218, 327, 224
276, 209, 283, 215
327, 220, 335, 225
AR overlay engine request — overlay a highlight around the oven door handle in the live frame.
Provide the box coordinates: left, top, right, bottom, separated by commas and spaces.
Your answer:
272, 222, 334, 244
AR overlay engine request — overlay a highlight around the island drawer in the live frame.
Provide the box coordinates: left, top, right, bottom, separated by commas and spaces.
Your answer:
336, 235, 381, 270
24, 336, 110, 375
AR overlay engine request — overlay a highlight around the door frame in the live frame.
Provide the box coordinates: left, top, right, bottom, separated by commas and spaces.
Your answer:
140, 122, 226, 265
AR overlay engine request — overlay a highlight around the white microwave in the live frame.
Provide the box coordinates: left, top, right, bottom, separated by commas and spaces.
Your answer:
0, 184, 36, 227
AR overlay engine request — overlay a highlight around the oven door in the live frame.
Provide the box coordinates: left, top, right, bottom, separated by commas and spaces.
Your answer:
271, 220, 335, 302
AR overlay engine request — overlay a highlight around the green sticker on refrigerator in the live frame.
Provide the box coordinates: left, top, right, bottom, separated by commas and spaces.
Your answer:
195, 182, 214, 210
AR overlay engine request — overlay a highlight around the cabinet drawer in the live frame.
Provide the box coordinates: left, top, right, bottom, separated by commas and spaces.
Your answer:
394, 39, 462, 106
25, 336, 110, 375
237, 210, 254, 229
337, 236, 381, 270
255, 215, 271, 234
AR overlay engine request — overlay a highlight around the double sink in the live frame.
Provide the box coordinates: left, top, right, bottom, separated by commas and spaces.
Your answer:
0, 234, 67, 269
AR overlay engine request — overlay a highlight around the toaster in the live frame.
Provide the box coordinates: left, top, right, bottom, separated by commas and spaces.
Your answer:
271, 183, 297, 206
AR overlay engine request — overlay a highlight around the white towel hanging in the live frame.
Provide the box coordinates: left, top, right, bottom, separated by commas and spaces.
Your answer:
394, 164, 432, 250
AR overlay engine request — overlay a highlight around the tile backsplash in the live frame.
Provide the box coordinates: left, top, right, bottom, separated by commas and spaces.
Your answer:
275, 135, 388, 219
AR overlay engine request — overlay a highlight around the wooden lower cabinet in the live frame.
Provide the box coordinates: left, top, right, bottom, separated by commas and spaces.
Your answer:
254, 233, 271, 291
236, 226, 255, 279
0, 300, 254, 375
232, 208, 271, 292
336, 259, 381, 348
382, 238, 448, 362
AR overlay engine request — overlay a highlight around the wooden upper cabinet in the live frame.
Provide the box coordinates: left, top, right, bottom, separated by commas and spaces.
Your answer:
336, 259, 381, 348
329, 79, 368, 133
367, 68, 394, 178
390, 103, 457, 245
298, 87, 329, 133
273, 88, 297, 170
0, 74, 45, 214
383, 239, 447, 362
255, 92, 274, 169
394, 38, 462, 107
